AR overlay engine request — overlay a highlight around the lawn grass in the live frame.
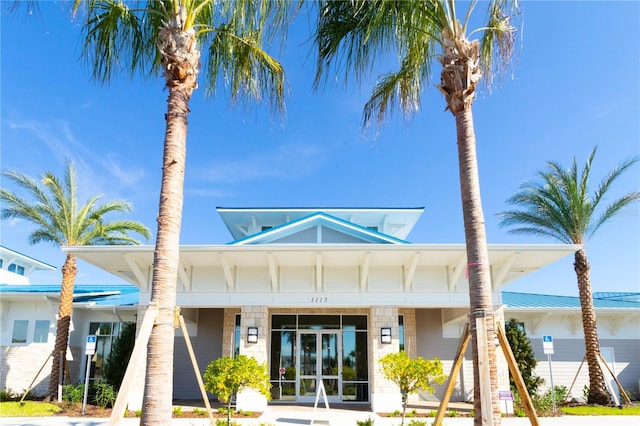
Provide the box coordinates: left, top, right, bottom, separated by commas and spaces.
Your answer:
560, 404, 640, 416
0, 401, 63, 417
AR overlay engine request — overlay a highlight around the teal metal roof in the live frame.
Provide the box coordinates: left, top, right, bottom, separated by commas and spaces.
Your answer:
229, 212, 410, 245
0, 284, 139, 306
502, 291, 640, 309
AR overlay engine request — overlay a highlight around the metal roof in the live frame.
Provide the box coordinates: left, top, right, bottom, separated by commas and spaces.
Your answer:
0, 245, 56, 271
230, 212, 410, 245
502, 291, 640, 310
6, 283, 638, 312
216, 207, 424, 240
0, 284, 139, 307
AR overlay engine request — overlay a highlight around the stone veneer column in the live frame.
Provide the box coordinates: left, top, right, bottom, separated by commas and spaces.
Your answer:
370, 306, 402, 413
398, 308, 421, 405
236, 305, 269, 412
222, 308, 241, 358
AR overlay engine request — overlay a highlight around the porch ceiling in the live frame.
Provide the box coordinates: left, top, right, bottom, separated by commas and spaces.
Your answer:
64, 243, 579, 291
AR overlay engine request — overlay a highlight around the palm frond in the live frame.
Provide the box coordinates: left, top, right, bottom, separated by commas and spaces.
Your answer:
477, 0, 520, 88
362, 60, 422, 129
1, 164, 149, 249
75, 0, 148, 83
204, 23, 286, 114
499, 148, 639, 245
195, 0, 293, 114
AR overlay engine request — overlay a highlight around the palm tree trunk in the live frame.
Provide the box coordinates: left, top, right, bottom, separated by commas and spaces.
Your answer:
48, 254, 77, 399
574, 248, 610, 405
141, 83, 191, 425
455, 109, 501, 425
142, 17, 199, 423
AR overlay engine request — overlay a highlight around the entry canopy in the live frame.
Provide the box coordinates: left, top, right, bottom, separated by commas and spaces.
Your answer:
64, 243, 580, 291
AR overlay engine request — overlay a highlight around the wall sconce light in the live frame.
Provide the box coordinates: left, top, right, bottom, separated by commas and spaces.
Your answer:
247, 327, 258, 344
381, 327, 392, 344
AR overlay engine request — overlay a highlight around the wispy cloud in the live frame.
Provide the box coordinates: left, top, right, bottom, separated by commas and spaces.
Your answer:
5, 118, 146, 193
197, 143, 325, 183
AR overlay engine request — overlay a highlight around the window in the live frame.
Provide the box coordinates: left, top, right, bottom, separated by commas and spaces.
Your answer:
8, 263, 25, 275
33, 320, 50, 343
234, 315, 241, 357
0, 259, 3, 268
398, 315, 405, 351
12, 320, 29, 343
88, 322, 122, 381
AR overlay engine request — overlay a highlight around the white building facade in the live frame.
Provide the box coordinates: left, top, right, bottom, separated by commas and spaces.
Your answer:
2, 209, 637, 411
64, 207, 589, 412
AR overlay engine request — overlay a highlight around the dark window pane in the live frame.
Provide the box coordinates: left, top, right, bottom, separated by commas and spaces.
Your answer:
298, 315, 339, 329
12, 320, 28, 343
343, 315, 367, 330
272, 315, 296, 329
33, 320, 50, 343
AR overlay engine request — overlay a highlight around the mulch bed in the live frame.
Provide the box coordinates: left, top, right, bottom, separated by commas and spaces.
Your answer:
54, 403, 261, 419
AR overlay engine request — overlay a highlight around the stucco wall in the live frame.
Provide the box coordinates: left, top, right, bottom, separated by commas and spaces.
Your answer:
415, 308, 473, 402
173, 308, 224, 399
0, 299, 56, 396
531, 338, 640, 398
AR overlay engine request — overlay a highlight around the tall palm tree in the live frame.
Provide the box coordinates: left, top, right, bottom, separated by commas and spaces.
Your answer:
498, 147, 639, 405
0, 162, 150, 399
70, 1, 293, 423
313, 1, 520, 423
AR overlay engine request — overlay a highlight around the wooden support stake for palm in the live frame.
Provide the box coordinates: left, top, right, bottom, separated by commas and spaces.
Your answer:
598, 353, 631, 404
178, 312, 216, 425
108, 307, 158, 426
435, 321, 541, 426
433, 322, 470, 426
495, 321, 539, 426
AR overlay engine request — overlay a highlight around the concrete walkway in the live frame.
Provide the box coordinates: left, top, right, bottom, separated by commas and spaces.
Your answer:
2, 403, 640, 426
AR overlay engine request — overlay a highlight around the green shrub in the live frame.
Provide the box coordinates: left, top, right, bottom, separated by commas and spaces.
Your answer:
204, 355, 270, 426
93, 382, 117, 409
356, 417, 375, 426
505, 318, 544, 397
533, 386, 568, 416
62, 383, 85, 405
173, 406, 183, 417
103, 322, 136, 390
379, 351, 446, 425
406, 420, 428, 426
0, 388, 16, 402
193, 407, 207, 416
215, 419, 239, 426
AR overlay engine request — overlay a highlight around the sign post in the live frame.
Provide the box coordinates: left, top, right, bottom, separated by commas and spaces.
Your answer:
82, 335, 97, 414
499, 390, 513, 415
542, 335, 556, 413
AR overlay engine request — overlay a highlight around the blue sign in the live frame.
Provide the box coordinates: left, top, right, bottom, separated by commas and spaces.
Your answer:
543, 335, 553, 343
87, 335, 97, 343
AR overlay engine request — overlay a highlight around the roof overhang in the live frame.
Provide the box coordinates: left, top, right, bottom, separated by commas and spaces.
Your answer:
64, 243, 580, 290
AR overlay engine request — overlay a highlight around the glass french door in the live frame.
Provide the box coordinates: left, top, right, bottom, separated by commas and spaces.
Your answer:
297, 331, 340, 401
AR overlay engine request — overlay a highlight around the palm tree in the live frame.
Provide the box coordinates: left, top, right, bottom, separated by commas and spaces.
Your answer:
69, 1, 293, 423
313, 1, 520, 423
498, 147, 639, 405
0, 162, 150, 400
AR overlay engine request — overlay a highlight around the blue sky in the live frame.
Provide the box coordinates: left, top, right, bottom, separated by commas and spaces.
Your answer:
1, 1, 638, 297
